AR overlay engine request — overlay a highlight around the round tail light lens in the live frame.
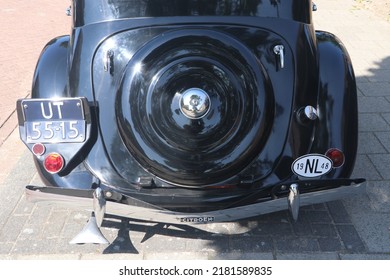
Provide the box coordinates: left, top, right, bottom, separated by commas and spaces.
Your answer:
44, 153, 64, 173
326, 148, 345, 168
32, 143, 46, 156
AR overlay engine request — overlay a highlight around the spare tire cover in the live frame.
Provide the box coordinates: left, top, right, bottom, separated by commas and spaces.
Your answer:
116, 29, 273, 186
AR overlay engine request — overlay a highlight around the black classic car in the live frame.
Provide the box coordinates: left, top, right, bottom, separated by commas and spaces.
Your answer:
17, 0, 365, 243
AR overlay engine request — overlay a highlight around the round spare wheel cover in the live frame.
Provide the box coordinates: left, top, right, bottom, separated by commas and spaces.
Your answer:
116, 29, 273, 186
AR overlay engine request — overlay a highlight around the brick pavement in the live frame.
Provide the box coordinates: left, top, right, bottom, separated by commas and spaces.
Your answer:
0, 0, 390, 260
0, 0, 69, 146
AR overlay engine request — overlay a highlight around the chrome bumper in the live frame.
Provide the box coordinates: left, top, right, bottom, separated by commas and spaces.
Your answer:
26, 179, 365, 225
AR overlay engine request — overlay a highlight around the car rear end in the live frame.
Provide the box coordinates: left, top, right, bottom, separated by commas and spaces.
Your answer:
17, 0, 365, 227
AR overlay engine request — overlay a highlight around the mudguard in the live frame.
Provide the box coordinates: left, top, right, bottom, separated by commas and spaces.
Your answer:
313, 31, 358, 178
31, 36, 69, 99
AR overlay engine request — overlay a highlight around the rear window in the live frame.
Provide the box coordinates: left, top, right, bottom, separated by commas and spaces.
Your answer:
75, 0, 311, 26
109, 0, 274, 17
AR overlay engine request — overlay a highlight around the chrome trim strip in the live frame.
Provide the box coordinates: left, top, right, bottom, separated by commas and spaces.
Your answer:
26, 182, 365, 225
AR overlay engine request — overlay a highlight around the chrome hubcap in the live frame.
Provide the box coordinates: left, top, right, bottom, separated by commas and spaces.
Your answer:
180, 88, 211, 119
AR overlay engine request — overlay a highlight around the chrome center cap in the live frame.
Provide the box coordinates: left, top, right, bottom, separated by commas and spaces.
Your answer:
180, 88, 211, 119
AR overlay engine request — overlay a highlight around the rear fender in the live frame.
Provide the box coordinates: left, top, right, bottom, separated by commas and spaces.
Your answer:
313, 31, 358, 178
31, 36, 69, 99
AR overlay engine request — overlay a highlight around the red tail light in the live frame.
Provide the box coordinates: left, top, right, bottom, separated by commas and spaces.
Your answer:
44, 153, 64, 174
32, 143, 46, 156
326, 148, 345, 168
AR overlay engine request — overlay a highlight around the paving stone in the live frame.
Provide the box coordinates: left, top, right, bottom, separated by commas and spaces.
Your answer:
0, 242, 13, 255
230, 236, 273, 252
327, 201, 352, 224
358, 132, 386, 154
276, 252, 339, 260
359, 113, 390, 132
13, 254, 81, 260
357, 82, 390, 97
341, 209, 390, 253
336, 225, 366, 253
211, 252, 274, 260
312, 203, 327, 210
0, 151, 36, 230
12, 193, 35, 216
183, 236, 230, 254
292, 218, 313, 236
340, 254, 390, 260
11, 238, 61, 255
0, 129, 27, 180
0, 215, 29, 243
274, 237, 320, 253
144, 251, 208, 260
311, 224, 338, 238
42, 210, 69, 239
367, 70, 390, 83
299, 210, 332, 224
12, 237, 107, 256
254, 222, 293, 236
351, 154, 382, 181
18, 222, 45, 241
382, 113, 390, 125
365, 180, 390, 213
358, 97, 390, 113
375, 131, 390, 153
80, 253, 141, 260
368, 154, 390, 180
27, 205, 52, 226
317, 237, 343, 252
148, 234, 189, 252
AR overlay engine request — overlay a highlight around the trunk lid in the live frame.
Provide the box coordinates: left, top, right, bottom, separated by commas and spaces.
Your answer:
92, 23, 296, 187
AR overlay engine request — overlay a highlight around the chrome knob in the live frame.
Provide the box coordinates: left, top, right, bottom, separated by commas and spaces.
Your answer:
304, 105, 318, 120
180, 88, 211, 119
297, 105, 318, 125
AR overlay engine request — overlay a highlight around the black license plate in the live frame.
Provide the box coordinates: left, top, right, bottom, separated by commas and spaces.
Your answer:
22, 98, 86, 144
